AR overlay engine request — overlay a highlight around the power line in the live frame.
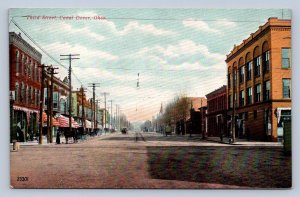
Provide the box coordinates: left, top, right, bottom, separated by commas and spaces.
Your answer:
10, 18, 84, 86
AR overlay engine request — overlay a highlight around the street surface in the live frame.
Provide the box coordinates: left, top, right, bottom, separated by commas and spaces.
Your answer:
10, 131, 291, 189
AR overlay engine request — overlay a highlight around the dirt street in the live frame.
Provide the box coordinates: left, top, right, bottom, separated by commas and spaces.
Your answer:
10, 132, 291, 189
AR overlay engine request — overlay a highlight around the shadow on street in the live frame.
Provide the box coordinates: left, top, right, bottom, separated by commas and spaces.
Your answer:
146, 146, 291, 188
101, 135, 203, 142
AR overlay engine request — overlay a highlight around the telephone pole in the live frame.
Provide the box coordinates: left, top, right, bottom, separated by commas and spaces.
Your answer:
108, 100, 113, 129
101, 92, 109, 129
78, 86, 87, 131
115, 104, 118, 131
95, 99, 101, 130
88, 83, 100, 130
38, 64, 48, 144
60, 54, 80, 135
47, 66, 58, 143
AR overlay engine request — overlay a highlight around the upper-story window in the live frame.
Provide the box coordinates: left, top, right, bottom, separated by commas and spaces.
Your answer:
262, 51, 270, 73
254, 56, 261, 77
15, 82, 19, 102
21, 54, 24, 75
228, 73, 231, 89
246, 61, 252, 80
255, 84, 261, 102
239, 66, 245, 84
16, 50, 19, 74
247, 87, 252, 105
239, 90, 245, 107
282, 48, 291, 68
282, 78, 291, 98
264, 80, 270, 101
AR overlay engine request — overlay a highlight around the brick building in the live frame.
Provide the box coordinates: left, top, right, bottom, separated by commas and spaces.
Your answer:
9, 32, 42, 142
226, 18, 291, 141
186, 97, 207, 135
206, 85, 228, 138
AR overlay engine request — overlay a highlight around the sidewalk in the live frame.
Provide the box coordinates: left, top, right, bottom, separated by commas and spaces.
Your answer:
205, 136, 283, 147
9, 133, 108, 147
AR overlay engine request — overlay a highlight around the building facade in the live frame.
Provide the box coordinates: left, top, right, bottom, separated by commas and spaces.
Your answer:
206, 85, 228, 138
226, 18, 291, 141
9, 32, 42, 142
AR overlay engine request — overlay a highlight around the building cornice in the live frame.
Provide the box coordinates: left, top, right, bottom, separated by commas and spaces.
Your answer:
225, 18, 291, 63
9, 32, 42, 62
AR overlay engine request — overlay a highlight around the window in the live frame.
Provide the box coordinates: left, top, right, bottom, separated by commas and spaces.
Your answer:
16, 50, 19, 74
21, 54, 24, 75
228, 95, 232, 109
26, 86, 29, 104
239, 66, 245, 84
20, 83, 24, 102
246, 61, 252, 80
282, 79, 291, 98
228, 73, 231, 88
239, 90, 245, 107
264, 80, 270, 101
247, 87, 252, 105
255, 84, 261, 102
282, 48, 291, 68
254, 56, 261, 76
15, 82, 19, 102
263, 51, 270, 73
254, 110, 257, 119
245, 112, 248, 120
53, 92, 59, 109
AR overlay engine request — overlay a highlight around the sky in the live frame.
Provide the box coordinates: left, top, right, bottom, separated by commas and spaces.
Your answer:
9, 8, 291, 123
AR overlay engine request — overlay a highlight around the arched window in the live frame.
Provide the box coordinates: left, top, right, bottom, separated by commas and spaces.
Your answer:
253, 46, 261, 77
26, 86, 29, 105
238, 57, 245, 84
28, 59, 32, 79
34, 63, 37, 81
262, 41, 270, 73
21, 54, 24, 75
15, 82, 19, 102
16, 50, 19, 74
20, 83, 24, 103
245, 52, 252, 80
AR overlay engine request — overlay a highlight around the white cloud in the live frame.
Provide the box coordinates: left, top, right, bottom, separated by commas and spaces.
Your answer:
138, 39, 225, 61
44, 22, 105, 42
215, 19, 237, 28
99, 20, 177, 36
44, 42, 118, 61
118, 21, 177, 36
183, 18, 219, 33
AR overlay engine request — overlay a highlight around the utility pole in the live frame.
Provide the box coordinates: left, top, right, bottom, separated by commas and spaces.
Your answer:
38, 64, 48, 144
101, 92, 109, 129
78, 86, 87, 131
47, 66, 58, 143
108, 100, 113, 129
88, 83, 100, 131
231, 68, 236, 143
60, 54, 80, 135
95, 99, 101, 130
115, 104, 118, 131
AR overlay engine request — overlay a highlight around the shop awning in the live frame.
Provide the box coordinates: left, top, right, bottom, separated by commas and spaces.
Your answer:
57, 115, 80, 128
42, 112, 60, 127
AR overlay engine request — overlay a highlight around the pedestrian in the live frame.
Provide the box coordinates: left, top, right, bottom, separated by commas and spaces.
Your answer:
56, 129, 61, 144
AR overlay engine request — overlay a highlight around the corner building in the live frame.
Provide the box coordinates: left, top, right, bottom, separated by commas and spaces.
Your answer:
226, 18, 291, 142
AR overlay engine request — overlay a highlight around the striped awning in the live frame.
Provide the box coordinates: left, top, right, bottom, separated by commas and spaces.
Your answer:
57, 115, 79, 128
42, 112, 60, 127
